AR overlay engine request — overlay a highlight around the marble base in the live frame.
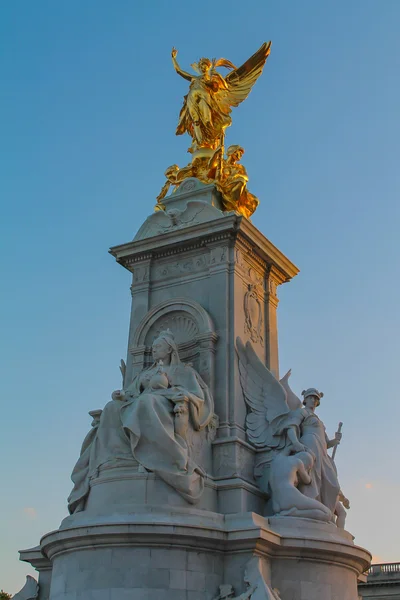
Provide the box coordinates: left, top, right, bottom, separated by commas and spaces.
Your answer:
162, 178, 224, 212
83, 463, 218, 514
22, 511, 370, 600
72, 462, 266, 518
268, 516, 370, 600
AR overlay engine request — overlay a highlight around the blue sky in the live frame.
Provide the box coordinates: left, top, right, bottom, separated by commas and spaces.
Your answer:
1, 0, 400, 593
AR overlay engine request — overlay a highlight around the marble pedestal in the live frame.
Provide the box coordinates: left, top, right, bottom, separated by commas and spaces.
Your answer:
23, 509, 370, 600
18, 181, 371, 599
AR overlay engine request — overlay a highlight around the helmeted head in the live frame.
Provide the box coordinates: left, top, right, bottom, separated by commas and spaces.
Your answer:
301, 387, 324, 408
227, 144, 244, 162
151, 329, 180, 364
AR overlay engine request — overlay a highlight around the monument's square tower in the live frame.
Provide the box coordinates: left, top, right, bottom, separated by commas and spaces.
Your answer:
16, 41, 371, 600
107, 182, 299, 516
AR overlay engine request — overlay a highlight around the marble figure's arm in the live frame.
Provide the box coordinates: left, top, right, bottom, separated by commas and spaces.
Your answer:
326, 431, 342, 449
297, 460, 312, 485
286, 426, 306, 453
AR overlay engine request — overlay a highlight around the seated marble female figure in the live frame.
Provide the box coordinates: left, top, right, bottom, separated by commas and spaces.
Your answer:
67, 330, 214, 513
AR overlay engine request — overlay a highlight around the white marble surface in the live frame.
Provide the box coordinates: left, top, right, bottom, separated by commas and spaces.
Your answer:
17, 185, 370, 599
12, 576, 38, 600
35, 511, 371, 600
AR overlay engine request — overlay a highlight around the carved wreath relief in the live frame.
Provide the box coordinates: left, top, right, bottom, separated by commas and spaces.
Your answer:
244, 283, 264, 346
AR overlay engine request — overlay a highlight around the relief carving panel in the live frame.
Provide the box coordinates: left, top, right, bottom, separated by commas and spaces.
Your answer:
145, 312, 199, 345
244, 284, 264, 346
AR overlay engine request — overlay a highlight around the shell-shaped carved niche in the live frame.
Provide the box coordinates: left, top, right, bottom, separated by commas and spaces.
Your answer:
145, 311, 199, 346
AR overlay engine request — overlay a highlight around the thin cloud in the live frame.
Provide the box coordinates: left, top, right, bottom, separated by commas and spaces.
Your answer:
23, 507, 37, 519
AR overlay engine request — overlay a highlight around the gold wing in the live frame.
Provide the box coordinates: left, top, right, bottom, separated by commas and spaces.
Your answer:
215, 41, 271, 111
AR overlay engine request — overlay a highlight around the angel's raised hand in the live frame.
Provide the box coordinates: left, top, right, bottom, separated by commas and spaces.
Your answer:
171, 47, 178, 58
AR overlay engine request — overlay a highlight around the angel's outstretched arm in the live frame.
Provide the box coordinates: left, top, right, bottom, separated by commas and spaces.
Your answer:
171, 47, 192, 82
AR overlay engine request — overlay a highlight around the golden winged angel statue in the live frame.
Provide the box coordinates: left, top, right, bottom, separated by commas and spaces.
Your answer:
156, 43, 271, 219
172, 42, 271, 152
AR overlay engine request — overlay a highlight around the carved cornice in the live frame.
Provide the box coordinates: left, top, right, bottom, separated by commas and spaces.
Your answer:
40, 512, 371, 576
235, 236, 267, 271
110, 213, 299, 286
19, 546, 52, 570
268, 264, 288, 286
238, 217, 299, 281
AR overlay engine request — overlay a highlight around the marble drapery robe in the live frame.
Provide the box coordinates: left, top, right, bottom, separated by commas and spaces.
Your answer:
121, 361, 213, 503
68, 361, 213, 513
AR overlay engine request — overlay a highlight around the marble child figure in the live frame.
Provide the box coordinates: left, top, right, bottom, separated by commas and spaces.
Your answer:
68, 331, 214, 512
335, 491, 350, 529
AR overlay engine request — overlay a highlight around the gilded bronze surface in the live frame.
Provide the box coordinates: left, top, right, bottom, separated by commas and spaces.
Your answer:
157, 42, 271, 218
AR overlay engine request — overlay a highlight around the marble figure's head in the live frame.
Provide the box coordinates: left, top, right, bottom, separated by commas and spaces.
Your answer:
302, 387, 323, 408
297, 450, 315, 472
152, 330, 179, 364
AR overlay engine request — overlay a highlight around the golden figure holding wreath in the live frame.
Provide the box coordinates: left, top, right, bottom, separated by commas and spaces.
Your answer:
157, 42, 271, 218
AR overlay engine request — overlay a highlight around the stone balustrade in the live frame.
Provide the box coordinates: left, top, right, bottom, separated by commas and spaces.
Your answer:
368, 563, 400, 578
359, 562, 400, 599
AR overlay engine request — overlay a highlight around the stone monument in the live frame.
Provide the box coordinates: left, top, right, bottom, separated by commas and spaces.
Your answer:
16, 41, 371, 600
